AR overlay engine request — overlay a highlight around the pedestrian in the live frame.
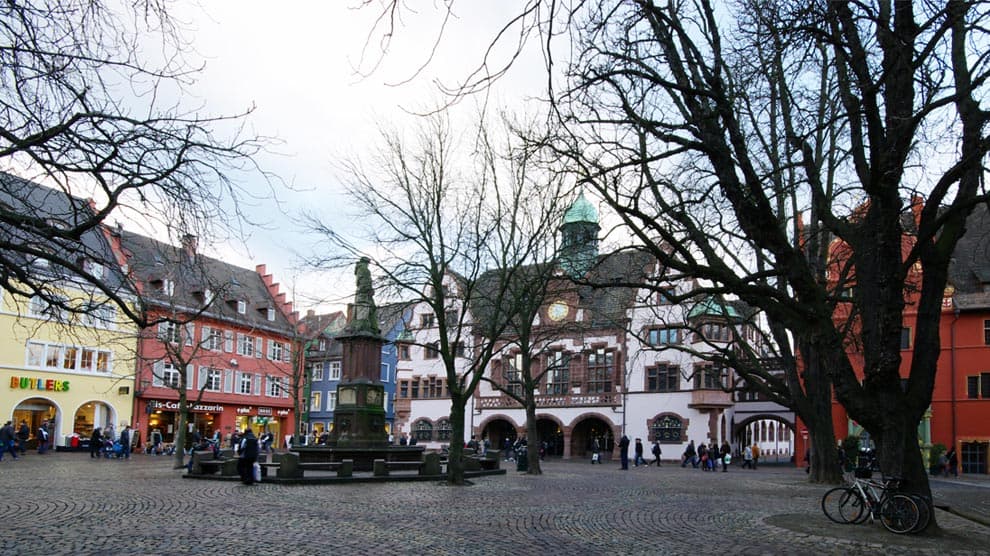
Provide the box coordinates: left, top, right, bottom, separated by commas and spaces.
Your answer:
90, 427, 102, 458
259, 430, 273, 453
751, 443, 761, 469
619, 434, 630, 470
651, 440, 662, 467
946, 447, 958, 477
16, 420, 29, 455
230, 430, 240, 455
633, 438, 645, 467
698, 443, 709, 471
119, 426, 132, 459
682, 440, 697, 468
399, 434, 408, 446
151, 429, 163, 455
742, 444, 753, 469
237, 428, 260, 485
591, 437, 601, 464
36, 421, 50, 454
0, 421, 18, 461
721, 441, 732, 472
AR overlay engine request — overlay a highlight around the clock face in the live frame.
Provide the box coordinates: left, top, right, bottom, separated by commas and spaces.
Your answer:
548, 301, 569, 322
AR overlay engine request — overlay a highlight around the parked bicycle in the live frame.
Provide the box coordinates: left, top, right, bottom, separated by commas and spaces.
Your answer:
821, 468, 931, 534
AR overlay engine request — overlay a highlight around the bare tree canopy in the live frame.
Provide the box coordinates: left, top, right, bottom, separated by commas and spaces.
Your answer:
0, 1, 268, 326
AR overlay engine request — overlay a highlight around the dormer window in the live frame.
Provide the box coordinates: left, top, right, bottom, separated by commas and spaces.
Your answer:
237, 300, 246, 314
162, 279, 175, 296
267, 307, 276, 321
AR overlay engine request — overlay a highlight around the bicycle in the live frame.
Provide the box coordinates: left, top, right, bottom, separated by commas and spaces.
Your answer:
821, 469, 928, 534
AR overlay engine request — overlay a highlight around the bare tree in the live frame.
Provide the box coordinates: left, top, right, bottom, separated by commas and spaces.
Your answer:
0, 1, 268, 327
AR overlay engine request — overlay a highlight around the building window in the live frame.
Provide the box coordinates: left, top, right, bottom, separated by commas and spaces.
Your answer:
267, 376, 285, 397
413, 420, 433, 442
426, 376, 445, 398
238, 372, 253, 395
701, 322, 731, 342
420, 313, 435, 328
586, 347, 614, 394
162, 363, 181, 388
328, 392, 337, 410
380, 363, 390, 382
436, 419, 452, 441
398, 345, 411, 360
329, 361, 341, 380
900, 327, 911, 350
205, 327, 223, 351
424, 342, 440, 360
82, 303, 117, 329
310, 392, 322, 412
399, 380, 409, 398
545, 352, 570, 395
203, 368, 222, 392
657, 287, 676, 305
445, 309, 458, 323
237, 300, 246, 314
157, 321, 181, 343
646, 363, 680, 392
411, 378, 420, 399
694, 364, 725, 390
454, 342, 467, 358
268, 340, 287, 362
311, 363, 324, 382
650, 414, 685, 443
267, 307, 276, 321
237, 334, 255, 357
647, 328, 680, 346
967, 373, 990, 399
504, 354, 524, 397
26, 341, 111, 374
318, 338, 327, 351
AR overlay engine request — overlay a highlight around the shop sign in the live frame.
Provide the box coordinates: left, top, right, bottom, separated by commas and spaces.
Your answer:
277, 409, 290, 416
147, 400, 224, 413
10, 376, 70, 392
257, 406, 273, 416
237, 406, 253, 415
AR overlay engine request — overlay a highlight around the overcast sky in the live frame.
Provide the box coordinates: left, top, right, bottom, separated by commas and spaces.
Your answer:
166, 1, 551, 313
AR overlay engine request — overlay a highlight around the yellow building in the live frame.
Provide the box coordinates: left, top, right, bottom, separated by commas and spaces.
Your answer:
0, 281, 138, 448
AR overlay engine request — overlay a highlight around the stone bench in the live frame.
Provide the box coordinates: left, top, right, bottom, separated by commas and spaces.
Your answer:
267, 453, 353, 478
189, 451, 238, 476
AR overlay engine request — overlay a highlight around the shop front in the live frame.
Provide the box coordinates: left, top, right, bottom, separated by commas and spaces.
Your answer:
141, 399, 225, 449
233, 405, 293, 449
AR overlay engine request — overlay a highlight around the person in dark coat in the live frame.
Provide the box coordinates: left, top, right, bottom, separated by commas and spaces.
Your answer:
237, 429, 260, 485
618, 435, 630, 470
0, 421, 18, 461
16, 420, 29, 455
90, 427, 103, 458
119, 426, 131, 459
633, 438, 646, 467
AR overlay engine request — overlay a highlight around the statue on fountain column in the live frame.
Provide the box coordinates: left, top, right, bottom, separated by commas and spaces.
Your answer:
348, 257, 380, 336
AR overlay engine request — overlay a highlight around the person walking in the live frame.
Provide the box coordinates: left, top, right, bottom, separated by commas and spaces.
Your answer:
36, 421, 50, 454
618, 434, 630, 470
946, 447, 958, 477
633, 438, 646, 467
721, 441, 732, 472
90, 427, 103, 458
751, 443, 761, 470
742, 444, 754, 469
119, 426, 132, 459
651, 440, 662, 467
16, 420, 29, 455
682, 440, 697, 468
0, 421, 18, 461
237, 428, 260, 485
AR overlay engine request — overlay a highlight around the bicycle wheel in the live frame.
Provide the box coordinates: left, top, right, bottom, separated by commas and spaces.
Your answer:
879, 494, 920, 534
909, 494, 932, 533
822, 487, 864, 524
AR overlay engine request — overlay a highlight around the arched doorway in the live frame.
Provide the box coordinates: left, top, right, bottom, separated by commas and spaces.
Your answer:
536, 418, 564, 457
72, 401, 114, 437
481, 418, 518, 454
12, 397, 60, 447
570, 415, 614, 460
734, 415, 795, 463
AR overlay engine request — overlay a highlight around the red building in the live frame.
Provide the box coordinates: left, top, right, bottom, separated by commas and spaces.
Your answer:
114, 230, 300, 450
796, 203, 990, 475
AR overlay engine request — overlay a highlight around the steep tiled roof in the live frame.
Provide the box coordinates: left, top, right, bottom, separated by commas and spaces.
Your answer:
118, 229, 294, 333
948, 203, 990, 310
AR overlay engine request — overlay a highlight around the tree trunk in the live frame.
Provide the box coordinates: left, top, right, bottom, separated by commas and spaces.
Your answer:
873, 411, 937, 530
525, 400, 542, 475
798, 341, 842, 483
447, 398, 467, 485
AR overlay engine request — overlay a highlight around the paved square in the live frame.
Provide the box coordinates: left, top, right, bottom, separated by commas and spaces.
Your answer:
2, 453, 988, 555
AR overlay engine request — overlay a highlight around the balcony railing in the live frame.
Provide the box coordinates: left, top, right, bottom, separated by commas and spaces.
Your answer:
476, 392, 620, 409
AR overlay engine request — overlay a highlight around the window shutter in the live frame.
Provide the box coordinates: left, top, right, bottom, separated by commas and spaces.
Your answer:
223, 369, 233, 393
184, 322, 194, 346
255, 337, 263, 358
254, 374, 262, 396
198, 366, 207, 389
186, 364, 194, 390
224, 330, 233, 353
152, 361, 164, 387
201, 325, 210, 341
236, 333, 245, 355
157, 322, 167, 340
282, 378, 289, 398
266, 339, 273, 360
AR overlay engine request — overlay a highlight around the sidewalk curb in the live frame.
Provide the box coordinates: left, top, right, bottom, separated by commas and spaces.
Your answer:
935, 504, 990, 528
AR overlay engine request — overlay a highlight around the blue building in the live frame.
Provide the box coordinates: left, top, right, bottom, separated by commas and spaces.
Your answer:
302, 303, 410, 442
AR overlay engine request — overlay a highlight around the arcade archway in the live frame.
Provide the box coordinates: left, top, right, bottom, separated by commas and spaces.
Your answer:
570, 415, 615, 459
734, 415, 795, 463
481, 417, 518, 454
536, 418, 564, 457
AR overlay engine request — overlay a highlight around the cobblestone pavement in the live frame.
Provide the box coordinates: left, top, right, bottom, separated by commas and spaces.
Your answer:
2, 453, 988, 555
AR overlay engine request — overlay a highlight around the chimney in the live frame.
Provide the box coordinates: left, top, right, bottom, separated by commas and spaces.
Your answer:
180, 234, 198, 262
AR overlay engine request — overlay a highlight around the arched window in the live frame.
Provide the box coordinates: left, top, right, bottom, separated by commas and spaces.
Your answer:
413, 420, 433, 442
769, 422, 776, 441
650, 414, 684, 443
435, 419, 452, 441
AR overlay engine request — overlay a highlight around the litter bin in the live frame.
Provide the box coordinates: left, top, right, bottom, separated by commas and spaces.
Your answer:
516, 447, 528, 472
